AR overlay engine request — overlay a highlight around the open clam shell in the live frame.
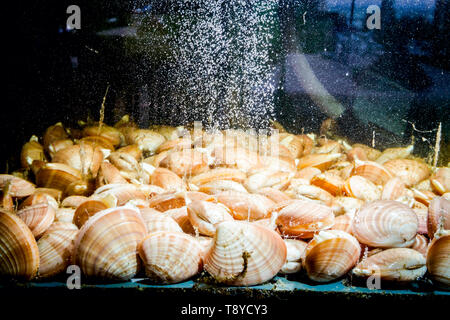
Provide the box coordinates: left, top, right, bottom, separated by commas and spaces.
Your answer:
52, 144, 103, 178
303, 230, 361, 282
353, 248, 426, 282
138, 231, 203, 284
0, 210, 39, 279
204, 221, 286, 286
37, 222, 78, 278
280, 239, 307, 274
275, 200, 334, 238
343, 175, 381, 202
72, 206, 147, 281
353, 200, 418, 248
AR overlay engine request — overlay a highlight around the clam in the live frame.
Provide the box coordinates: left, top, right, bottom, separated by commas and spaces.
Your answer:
139, 208, 183, 233
196, 236, 214, 260
314, 140, 342, 154
410, 234, 428, 257
303, 230, 361, 282
352, 143, 381, 161
48, 139, 75, 158
187, 200, 234, 236
383, 159, 431, 187
352, 200, 418, 248
159, 149, 209, 177
280, 239, 307, 274
0, 174, 35, 198
412, 188, 436, 206
37, 222, 78, 278
275, 200, 335, 238
375, 144, 414, 165
33, 188, 62, 203
346, 147, 368, 162
426, 231, 450, 287
17, 203, 56, 238
353, 248, 426, 282
295, 167, 321, 182
343, 175, 381, 202
431, 167, 449, 195
156, 137, 192, 154
310, 172, 344, 196
107, 151, 141, 179
72, 199, 109, 228
244, 170, 291, 193
198, 179, 248, 195
148, 192, 209, 212
52, 144, 103, 178
94, 183, 146, 206
55, 208, 76, 223
115, 144, 143, 161
0, 210, 39, 279
189, 168, 246, 186
123, 128, 166, 154
78, 135, 115, 153
20, 192, 58, 211
330, 196, 363, 216
72, 206, 147, 280
138, 231, 203, 284
150, 167, 187, 192
256, 187, 291, 204
165, 206, 196, 234
61, 195, 89, 208
278, 133, 305, 158
82, 125, 123, 147
215, 191, 274, 221
285, 183, 334, 206
297, 153, 342, 171
35, 163, 82, 192
204, 220, 286, 286
21, 136, 46, 168
413, 208, 428, 235
352, 160, 392, 185
332, 214, 353, 233
427, 196, 450, 239
381, 177, 407, 200
43, 122, 69, 151
96, 161, 128, 186
212, 146, 260, 173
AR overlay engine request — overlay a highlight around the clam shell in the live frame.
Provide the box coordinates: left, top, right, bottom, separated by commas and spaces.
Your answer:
165, 207, 195, 234
0, 174, 35, 197
187, 200, 234, 236
52, 144, 103, 178
17, 203, 56, 238
278, 133, 305, 158
352, 144, 381, 161
310, 172, 344, 196
297, 153, 342, 171
94, 183, 146, 206
215, 191, 275, 221
189, 168, 246, 186
410, 234, 428, 257
159, 149, 209, 177
198, 179, 248, 195
36, 163, 82, 192
256, 187, 291, 203
294, 167, 321, 182
43, 123, 69, 151
140, 208, 183, 233
343, 175, 381, 202
332, 214, 353, 233
413, 208, 428, 235
33, 188, 62, 203
330, 196, 363, 216
431, 167, 449, 195
285, 183, 334, 206
426, 232, 450, 287
353, 248, 426, 282
314, 140, 342, 154
21, 139, 45, 168
37, 222, 78, 278
79, 136, 115, 152
123, 129, 166, 153
346, 147, 368, 162
83, 125, 123, 147
304, 230, 361, 282
150, 168, 187, 192
0, 210, 39, 279
48, 139, 74, 158
148, 192, 209, 212
352, 160, 392, 185
352, 200, 418, 248
427, 196, 450, 239
20, 193, 58, 211
275, 200, 335, 238
72, 206, 147, 280
204, 221, 286, 286
375, 144, 414, 165
72, 199, 109, 228
156, 137, 192, 153
244, 170, 291, 193
381, 177, 407, 200
55, 208, 76, 223
383, 159, 431, 187
138, 231, 203, 284
61, 195, 89, 208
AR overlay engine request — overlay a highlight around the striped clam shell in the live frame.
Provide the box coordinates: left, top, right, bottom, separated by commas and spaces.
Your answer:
187, 200, 234, 237
352, 200, 418, 248
426, 232, 450, 287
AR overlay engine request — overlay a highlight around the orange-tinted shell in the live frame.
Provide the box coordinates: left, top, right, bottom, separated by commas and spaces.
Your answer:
215, 191, 275, 221
17, 203, 56, 238
427, 196, 450, 239
426, 232, 450, 287
352, 160, 392, 185
383, 159, 431, 187
297, 153, 342, 171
